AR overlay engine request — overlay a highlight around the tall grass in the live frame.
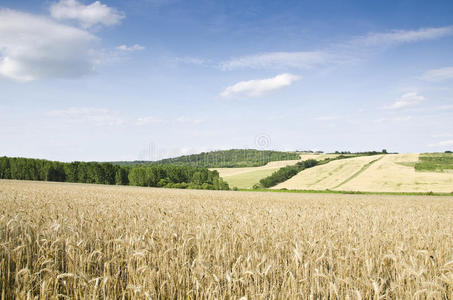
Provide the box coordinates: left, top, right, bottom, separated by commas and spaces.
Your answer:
1, 180, 452, 298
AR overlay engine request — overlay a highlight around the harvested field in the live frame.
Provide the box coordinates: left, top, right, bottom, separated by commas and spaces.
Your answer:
1, 180, 452, 298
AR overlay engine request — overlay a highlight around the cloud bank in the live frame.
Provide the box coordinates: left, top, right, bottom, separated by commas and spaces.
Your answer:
0, 9, 98, 81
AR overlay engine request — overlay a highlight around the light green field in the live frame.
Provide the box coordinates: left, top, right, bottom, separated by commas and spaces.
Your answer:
220, 168, 277, 189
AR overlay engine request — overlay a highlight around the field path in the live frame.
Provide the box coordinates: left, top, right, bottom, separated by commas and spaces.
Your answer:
337, 153, 453, 193
332, 155, 384, 189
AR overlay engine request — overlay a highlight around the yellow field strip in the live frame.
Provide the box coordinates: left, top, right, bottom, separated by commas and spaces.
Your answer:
214, 154, 337, 189
272, 155, 381, 190
332, 155, 384, 189
337, 154, 453, 193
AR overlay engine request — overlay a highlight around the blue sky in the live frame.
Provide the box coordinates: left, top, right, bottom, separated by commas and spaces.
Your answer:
1, 0, 453, 161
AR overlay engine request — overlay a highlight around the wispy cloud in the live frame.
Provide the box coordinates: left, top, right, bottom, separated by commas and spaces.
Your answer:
432, 133, 453, 138
428, 140, 453, 147
175, 116, 203, 124
393, 115, 412, 122
420, 66, 453, 82
314, 115, 342, 121
220, 51, 327, 71
0, 9, 98, 81
136, 116, 165, 125
116, 44, 145, 51
136, 116, 203, 126
386, 92, 425, 110
47, 107, 124, 126
172, 56, 210, 66
354, 26, 453, 46
220, 73, 300, 98
219, 26, 453, 72
50, 0, 124, 29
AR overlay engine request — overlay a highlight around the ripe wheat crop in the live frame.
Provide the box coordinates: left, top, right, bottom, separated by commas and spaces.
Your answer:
1, 180, 452, 299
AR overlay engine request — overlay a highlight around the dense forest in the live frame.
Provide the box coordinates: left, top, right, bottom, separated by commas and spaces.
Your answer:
0, 156, 229, 190
112, 149, 300, 168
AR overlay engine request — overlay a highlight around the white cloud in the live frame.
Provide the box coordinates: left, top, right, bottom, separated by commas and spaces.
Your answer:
432, 133, 453, 138
220, 51, 327, 71
220, 73, 300, 98
420, 66, 453, 82
172, 56, 210, 66
136, 116, 203, 126
0, 9, 98, 81
314, 115, 341, 121
116, 44, 145, 51
428, 140, 453, 147
219, 26, 453, 72
386, 92, 425, 110
47, 107, 123, 126
393, 115, 412, 121
357, 26, 453, 46
50, 0, 124, 28
175, 116, 203, 124
136, 116, 165, 125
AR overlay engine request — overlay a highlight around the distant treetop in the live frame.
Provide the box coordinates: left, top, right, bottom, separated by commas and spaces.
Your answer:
112, 149, 300, 168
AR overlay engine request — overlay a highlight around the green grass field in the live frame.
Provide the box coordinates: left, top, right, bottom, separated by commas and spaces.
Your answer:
415, 153, 453, 172
222, 168, 277, 189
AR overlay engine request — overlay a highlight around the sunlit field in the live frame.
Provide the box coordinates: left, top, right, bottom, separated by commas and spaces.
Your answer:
1, 180, 452, 298
215, 154, 338, 189
273, 154, 453, 193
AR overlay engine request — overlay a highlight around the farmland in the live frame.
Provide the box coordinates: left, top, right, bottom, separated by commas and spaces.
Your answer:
415, 152, 453, 172
214, 154, 337, 189
273, 155, 384, 190
1, 180, 452, 298
272, 154, 453, 193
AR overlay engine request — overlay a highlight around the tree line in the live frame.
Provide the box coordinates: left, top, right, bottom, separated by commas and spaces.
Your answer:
257, 159, 319, 188
0, 156, 229, 190
113, 149, 300, 168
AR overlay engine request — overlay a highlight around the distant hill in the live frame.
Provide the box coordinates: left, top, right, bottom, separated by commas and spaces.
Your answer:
112, 149, 300, 168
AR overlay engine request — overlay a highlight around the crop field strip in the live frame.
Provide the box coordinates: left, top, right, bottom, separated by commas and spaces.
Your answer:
332, 155, 384, 189
339, 154, 453, 193
272, 155, 381, 190
271, 154, 453, 193
1, 180, 453, 298
215, 154, 338, 189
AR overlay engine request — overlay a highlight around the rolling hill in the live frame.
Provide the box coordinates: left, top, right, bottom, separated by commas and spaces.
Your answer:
272, 153, 453, 193
112, 149, 300, 168
214, 154, 338, 189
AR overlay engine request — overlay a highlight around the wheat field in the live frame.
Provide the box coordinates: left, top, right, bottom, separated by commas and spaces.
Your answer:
214, 154, 337, 189
338, 154, 453, 193
1, 180, 453, 299
273, 155, 383, 191
273, 154, 453, 193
